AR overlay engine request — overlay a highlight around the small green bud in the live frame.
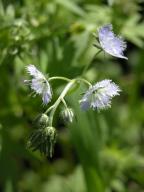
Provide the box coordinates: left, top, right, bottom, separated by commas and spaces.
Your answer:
27, 126, 57, 158
61, 108, 74, 123
35, 113, 49, 128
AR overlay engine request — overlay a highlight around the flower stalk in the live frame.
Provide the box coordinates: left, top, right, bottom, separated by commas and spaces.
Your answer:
49, 76, 71, 82
46, 79, 76, 126
82, 49, 102, 76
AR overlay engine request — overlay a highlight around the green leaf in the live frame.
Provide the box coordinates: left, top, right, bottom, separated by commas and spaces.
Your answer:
55, 0, 85, 16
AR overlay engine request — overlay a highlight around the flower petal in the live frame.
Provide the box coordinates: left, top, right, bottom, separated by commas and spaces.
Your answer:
80, 79, 121, 111
27, 64, 44, 79
98, 24, 128, 60
25, 65, 52, 104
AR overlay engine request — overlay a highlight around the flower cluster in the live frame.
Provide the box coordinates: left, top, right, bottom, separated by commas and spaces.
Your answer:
24, 24, 127, 157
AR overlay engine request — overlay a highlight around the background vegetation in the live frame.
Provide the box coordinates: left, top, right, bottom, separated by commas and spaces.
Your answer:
0, 0, 144, 191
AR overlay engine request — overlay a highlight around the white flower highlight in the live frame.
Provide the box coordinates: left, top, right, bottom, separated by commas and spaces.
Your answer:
79, 79, 121, 111
98, 24, 128, 60
25, 65, 52, 104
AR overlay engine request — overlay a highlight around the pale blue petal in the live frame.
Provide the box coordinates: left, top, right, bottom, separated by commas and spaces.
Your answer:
98, 24, 128, 60
25, 65, 52, 104
80, 79, 121, 111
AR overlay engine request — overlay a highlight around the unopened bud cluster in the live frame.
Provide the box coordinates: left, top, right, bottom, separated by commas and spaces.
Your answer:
27, 114, 57, 157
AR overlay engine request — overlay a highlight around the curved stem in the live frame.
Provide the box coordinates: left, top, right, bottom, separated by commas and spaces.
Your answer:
61, 98, 68, 108
45, 105, 55, 114
77, 78, 92, 87
49, 76, 71, 82
47, 80, 76, 126
82, 49, 102, 76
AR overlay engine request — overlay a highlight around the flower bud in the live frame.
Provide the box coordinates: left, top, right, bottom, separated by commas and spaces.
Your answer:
27, 126, 57, 158
61, 108, 74, 123
42, 126, 57, 157
35, 113, 49, 128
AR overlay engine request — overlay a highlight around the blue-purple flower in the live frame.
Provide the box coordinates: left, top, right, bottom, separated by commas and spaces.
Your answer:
98, 24, 128, 60
25, 65, 52, 104
79, 79, 121, 111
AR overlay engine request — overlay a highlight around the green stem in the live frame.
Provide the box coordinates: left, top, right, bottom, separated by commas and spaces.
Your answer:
49, 76, 71, 82
47, 80, 76, 126
45, 105, 55, 114
61, 98, 68, 108
77, 78, 92, 87
82, 49, 102, 76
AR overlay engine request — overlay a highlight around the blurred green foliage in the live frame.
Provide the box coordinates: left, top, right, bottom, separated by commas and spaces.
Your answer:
0, 0, 144, 191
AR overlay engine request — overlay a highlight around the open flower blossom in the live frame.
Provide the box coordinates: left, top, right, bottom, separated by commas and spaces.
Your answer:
79, 79, 121, 111
25, 64, 52, 104
98, 24, 128, 60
